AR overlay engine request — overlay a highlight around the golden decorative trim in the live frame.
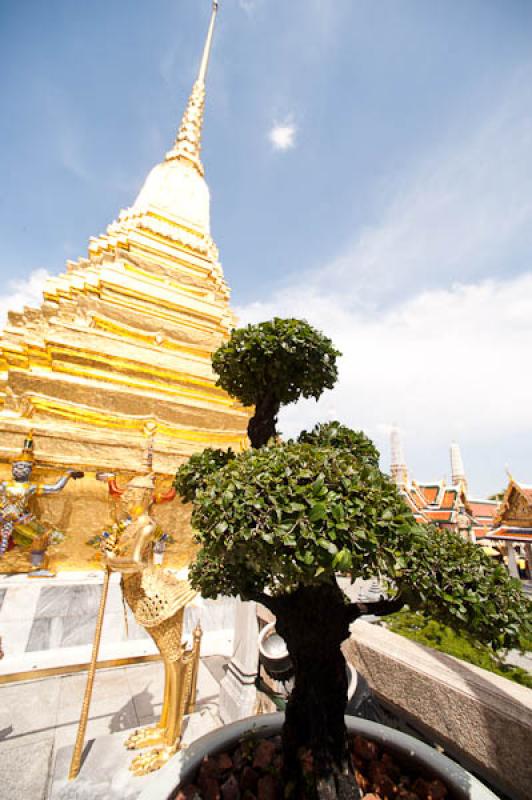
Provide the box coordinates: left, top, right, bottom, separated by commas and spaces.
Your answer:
0, 654, 162, 686
49, 343, 225, 395
26, 396, 248, 444
102, 282, 221, 324
91, 316, 212, 359
121, 262, 210, 300
52, 362, 232, 406
99, 289, 225, 335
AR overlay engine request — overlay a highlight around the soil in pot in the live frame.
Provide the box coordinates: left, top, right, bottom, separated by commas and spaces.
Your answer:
173, 732, 450, 800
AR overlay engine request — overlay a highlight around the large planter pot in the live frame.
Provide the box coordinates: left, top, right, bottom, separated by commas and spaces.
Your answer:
137, 713, 499, 800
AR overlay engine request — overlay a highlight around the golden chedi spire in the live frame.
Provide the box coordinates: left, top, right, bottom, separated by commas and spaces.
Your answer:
165, 0, 219, 175
0, 0, 248, 574
132, 1, 220, 234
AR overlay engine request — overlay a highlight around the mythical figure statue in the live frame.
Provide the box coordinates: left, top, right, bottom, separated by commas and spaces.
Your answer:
98, 469, 201, 775
456, 506, 473, 542
0, 433, 84, 559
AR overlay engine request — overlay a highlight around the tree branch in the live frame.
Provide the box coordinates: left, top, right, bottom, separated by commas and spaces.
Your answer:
347, 595, 405, 622
244, 591, 280, 615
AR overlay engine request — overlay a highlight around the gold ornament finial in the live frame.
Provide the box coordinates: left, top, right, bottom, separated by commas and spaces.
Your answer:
166, 1, 220, 175
13, 430, 35, 463
198, 1, 219, 84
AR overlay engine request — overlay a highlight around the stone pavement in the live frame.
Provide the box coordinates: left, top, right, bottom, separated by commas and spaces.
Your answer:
0, 655, 228, 800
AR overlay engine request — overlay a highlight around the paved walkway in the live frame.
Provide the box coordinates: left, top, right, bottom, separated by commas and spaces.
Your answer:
0, 656, 227, 799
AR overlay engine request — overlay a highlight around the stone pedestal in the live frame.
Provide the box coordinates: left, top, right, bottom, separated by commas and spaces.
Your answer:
504, 542, 520, 578
218, 598, 258, 723
524, 543, 532, 579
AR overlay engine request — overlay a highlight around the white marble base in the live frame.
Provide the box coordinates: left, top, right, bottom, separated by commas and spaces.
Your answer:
0, 586, 236, 676
218, 599, 258, 723
218, 659, 258, 724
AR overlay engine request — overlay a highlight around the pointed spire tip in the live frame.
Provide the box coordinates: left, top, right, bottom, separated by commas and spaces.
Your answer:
165, 0, 220, 174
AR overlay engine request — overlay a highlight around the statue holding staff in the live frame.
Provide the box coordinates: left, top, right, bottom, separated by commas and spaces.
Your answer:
95, 467, 201, 775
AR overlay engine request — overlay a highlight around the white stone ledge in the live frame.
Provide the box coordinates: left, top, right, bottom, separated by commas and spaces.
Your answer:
344, 620, 532, 800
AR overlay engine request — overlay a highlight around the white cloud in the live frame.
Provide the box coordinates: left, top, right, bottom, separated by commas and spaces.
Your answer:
0, 270, 50, 328
237, 273, 532, 495
269, 121, 297, 151
239, 0, 260, 13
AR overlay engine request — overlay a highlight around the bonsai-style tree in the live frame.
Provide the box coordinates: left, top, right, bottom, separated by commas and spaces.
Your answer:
212, 318, 340, 448
176, 322, 532, 800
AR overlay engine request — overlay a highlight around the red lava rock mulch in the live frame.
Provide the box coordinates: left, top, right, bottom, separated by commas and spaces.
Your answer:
173, 733, 450, 800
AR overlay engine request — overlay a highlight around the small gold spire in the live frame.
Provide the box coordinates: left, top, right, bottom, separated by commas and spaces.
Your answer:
166, 1, 220, 175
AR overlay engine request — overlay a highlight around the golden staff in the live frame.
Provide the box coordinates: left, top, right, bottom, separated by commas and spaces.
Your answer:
185, 623, 203, 715
68, 567, 111, 780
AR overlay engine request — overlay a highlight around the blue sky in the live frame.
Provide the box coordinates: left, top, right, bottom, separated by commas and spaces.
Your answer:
1, 0, 532, 494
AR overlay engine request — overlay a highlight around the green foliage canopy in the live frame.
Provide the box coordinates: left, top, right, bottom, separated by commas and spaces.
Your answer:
297, 421, 380, 467
173, 448, 235, 503
188, 442, 407, 597
212, 318, 341, 408
187, 440, 532, 651
395, 527, 531, 650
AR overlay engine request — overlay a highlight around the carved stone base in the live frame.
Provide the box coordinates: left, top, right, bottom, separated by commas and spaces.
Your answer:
218, 599, 258, 723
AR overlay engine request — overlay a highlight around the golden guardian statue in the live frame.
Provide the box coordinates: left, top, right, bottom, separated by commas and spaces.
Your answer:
98, 470, 201, 775
0, 432, 84, 565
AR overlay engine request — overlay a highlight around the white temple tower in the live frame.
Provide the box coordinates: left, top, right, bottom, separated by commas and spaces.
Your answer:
450, 442, 468, 492
390, 427, 409, 489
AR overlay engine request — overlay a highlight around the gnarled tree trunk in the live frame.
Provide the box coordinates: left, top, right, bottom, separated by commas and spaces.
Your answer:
248, 392, 280, 449
273, 581, 361, 800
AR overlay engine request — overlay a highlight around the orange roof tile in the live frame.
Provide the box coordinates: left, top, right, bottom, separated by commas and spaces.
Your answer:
468, 501, 498, 519
519, 487, 532, 503
441, 490, 457, 509
410, 489, 427, 509
419, 485, 439, 504
425, 510, 454, 522
486, 526, 532, 542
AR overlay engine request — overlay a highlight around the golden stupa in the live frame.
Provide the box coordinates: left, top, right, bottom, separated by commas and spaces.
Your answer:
0, 1, 249, 572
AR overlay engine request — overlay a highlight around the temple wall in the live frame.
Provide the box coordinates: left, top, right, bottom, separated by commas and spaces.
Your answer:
0, 463, 197, 574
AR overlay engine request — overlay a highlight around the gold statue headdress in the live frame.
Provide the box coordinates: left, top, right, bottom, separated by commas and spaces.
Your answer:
13, 431, 35, 463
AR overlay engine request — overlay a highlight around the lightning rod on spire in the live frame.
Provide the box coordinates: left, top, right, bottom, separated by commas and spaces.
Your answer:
197, 0, 220, 85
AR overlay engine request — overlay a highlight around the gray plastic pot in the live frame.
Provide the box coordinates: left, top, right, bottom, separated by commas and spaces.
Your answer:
137, 713, 499, 800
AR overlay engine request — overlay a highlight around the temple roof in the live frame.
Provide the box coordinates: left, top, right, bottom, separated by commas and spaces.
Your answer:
494, 479, 532, 528
485, 526, 532, 542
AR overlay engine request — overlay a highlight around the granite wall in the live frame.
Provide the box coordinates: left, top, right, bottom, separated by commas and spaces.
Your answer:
344, 620, 532, 800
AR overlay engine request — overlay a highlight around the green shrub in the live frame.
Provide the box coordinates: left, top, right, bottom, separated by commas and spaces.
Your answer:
385, 609, 532, 689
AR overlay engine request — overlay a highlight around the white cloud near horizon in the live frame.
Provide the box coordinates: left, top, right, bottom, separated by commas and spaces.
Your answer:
238, 0, 260, 13
0, 270, 50, 327
237, 272, 532, 494
269, 121, 297, 151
